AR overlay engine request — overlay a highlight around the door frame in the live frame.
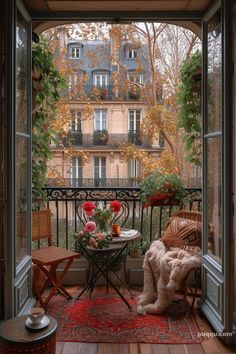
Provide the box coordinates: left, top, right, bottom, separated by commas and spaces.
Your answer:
200, 0, 234, 340
4, 0, 34, 319
2, 0, 234, 331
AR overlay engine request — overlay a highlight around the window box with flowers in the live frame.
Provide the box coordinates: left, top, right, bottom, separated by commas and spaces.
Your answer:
139, 168, 187, 207
74, 200, 122, 252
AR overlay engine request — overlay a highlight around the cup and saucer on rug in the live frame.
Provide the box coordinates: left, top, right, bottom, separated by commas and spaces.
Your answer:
25, 307, 50, 330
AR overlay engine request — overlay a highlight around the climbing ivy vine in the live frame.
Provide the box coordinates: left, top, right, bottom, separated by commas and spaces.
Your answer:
32, 37, 66, 209
178, 50, 201, 166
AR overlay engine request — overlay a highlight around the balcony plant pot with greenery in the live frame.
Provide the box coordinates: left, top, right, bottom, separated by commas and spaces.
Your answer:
129, 240, 150, 257
93, 130, 108, 145
99, 87, 108, 100
139, 168, 187, 207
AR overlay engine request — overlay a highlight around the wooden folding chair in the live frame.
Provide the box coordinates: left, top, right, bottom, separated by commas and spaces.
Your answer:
32, 209, 80, 308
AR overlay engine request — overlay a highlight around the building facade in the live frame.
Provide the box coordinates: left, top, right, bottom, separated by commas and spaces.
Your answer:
47, 35, 163, 187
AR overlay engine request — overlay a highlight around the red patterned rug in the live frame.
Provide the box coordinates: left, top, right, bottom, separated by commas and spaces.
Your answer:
45, 290, 203, 344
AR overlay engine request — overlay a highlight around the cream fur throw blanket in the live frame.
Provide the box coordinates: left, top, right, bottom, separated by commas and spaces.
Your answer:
137, 240, 201, 315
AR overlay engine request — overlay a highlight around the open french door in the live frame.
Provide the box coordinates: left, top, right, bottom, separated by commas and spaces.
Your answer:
4, 0, 33, 318
201, 0, 234, 342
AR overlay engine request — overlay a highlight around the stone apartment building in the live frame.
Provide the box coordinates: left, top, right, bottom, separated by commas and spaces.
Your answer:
47, 33, 164, 187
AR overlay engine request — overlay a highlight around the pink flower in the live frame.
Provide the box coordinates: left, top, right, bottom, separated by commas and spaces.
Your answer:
78, 231, 84, 238
110, 200, 122, 213
89, 238, 96, 247
96, 233, 106, 241
84, 221, 96, 233
83, 201, 96, 215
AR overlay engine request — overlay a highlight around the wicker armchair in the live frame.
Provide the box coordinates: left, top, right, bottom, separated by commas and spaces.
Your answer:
164, 210, 202, 310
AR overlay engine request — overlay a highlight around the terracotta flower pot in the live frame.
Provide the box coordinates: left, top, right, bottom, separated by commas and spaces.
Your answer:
145, 193, 180, 207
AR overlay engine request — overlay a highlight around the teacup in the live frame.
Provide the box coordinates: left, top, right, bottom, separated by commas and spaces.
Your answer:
28, 307, 45, 324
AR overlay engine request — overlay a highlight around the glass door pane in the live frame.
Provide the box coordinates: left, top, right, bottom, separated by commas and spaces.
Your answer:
206, 136, 222, 262
16, 9, 31, 266
207, 9, 222, 133
205, 7, 222, 263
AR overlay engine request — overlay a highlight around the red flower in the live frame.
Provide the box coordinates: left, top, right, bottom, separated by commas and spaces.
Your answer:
83, 201, 96, 215
110, 200, 122, 213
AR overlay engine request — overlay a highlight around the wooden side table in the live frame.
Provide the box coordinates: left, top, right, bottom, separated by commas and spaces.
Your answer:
0, 315, 57, 353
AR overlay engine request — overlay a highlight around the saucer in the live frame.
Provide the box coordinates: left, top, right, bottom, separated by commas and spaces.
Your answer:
25, 315, 50, 330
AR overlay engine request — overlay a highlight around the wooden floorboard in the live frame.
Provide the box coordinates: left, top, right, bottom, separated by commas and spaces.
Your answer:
119, 343, 130, 354
169, 345, 187, 354
98, 343, 120, 354
79, 343, 99, 354
152, 344, 170, 354
130, 343, 141, 354
185, 344, 205, 354
140, 343, 152, 354
201, 338, 222, 354
56, 342, 65, 354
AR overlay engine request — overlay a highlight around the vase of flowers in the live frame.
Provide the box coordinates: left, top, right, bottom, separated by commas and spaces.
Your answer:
83, 200, 122, 233
139, 168, 187, 207
74, 200, 122, 252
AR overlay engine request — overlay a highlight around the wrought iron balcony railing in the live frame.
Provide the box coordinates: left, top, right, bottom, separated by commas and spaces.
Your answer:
128, 130, 142, 146
56, 132, 154, 149
39, 186, 202, 251
68, 85, 144, 101
93, 130, 109, 145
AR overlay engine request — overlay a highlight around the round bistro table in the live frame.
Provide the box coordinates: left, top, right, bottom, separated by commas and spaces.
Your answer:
0, 315, 57, 354
77, 229, 141, 310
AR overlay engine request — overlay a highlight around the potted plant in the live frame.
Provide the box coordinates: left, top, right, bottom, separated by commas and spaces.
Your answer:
139, 168, 186, 207
99, 87, 108, 100
93, 129, 108, 145
129, 240, 150, 257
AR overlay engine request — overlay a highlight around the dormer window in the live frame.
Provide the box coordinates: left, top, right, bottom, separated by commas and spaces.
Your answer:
94, 74, 108, 87
69, 46, 81, 59
127, 49, 138, 59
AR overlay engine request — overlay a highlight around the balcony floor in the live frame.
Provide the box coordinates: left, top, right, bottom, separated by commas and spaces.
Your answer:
47, 286, 236, 354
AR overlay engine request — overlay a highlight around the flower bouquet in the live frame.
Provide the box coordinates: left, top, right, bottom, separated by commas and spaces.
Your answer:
74, 200, 122, 251
139, 168, 187, 207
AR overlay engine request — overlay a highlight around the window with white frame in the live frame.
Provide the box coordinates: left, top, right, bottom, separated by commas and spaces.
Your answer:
128, 110, 141, 132
129, 72, 143, 84
94, 156, 106, 179
94, 73, 108, 87
129, 158, 141, 178
69, 46, 81, 59
71, 157, 83, 180
127, 49, 138, 59
70, 110, 82, 132
94, 110, 108, 131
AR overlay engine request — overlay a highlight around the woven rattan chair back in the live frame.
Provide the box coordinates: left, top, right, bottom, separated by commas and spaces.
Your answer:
171, 210, 202, 223
32, 209, 53, 246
